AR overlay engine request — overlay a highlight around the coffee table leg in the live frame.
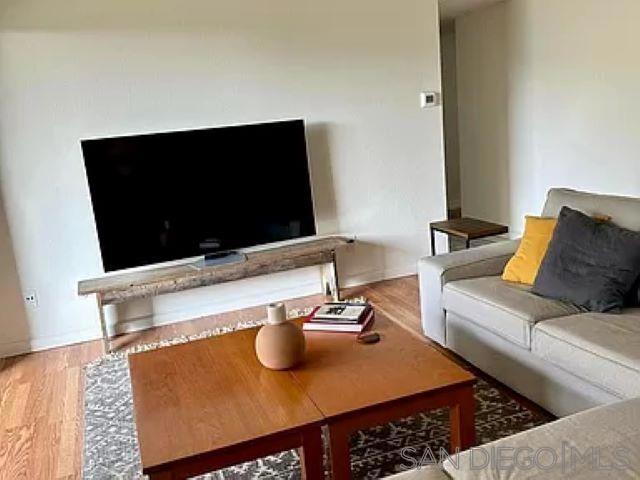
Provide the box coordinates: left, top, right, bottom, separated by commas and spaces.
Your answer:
299, 425, 324, 480
147, 472, 173, 479
449, 385, 476, 453
327, 422, 352, 479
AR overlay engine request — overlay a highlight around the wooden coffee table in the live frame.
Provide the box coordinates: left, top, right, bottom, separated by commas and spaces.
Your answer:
129, 312, 476, 479
128, 328, 325, 479
291, 314, 476, 477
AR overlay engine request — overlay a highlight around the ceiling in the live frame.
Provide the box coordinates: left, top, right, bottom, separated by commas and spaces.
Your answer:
438, 0, 504, 21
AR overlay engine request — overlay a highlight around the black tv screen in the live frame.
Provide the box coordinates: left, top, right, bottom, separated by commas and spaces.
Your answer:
82, 119, 316, 272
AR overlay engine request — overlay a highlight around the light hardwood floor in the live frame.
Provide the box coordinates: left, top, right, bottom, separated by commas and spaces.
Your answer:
0, 276, 422, 479
0, 275, 548, 479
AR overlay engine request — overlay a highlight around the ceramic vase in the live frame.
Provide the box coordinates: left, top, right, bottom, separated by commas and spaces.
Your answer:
255, 302, 306, 370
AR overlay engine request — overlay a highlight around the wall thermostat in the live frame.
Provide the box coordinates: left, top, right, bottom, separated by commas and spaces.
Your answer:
420, 91, 439, 108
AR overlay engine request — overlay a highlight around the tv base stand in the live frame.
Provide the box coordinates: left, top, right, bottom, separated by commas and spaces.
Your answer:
78, 236, 353, 353
201, 250, 247, 267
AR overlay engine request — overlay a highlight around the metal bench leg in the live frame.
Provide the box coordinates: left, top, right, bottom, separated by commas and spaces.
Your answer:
330, 251, 341, 301
96, 294, 111, 354
322, 250, 341, 302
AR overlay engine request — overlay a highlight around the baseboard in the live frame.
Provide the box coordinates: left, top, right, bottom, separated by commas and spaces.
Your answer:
0, 327, 102, 358
0, 264, 419, 357
342, 263, 418, 287
112, 264, 418, 336
111, 278, 323, 336
0, 339, 32, 358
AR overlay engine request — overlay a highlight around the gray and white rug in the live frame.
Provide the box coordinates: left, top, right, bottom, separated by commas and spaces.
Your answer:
83, 316, 553, 479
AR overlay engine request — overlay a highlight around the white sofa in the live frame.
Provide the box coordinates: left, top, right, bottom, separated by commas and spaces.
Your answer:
418, 188, 640, 417
387, 395, 640, 479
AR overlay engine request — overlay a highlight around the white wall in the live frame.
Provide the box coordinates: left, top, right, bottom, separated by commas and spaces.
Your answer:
440, 23, 462, 211
456, 0, 640, 234
0, 194, 29, 356
456, 1, 510, 225
0, 0, 446, 355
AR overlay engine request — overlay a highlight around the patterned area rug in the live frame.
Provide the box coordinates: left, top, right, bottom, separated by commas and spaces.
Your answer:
82, 315, 553, 479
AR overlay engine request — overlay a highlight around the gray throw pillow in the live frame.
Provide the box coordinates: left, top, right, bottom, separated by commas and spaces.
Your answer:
533, 207, 640, 313
626, 276, 640, 307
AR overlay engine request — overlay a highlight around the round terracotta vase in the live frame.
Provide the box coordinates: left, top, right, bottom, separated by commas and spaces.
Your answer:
255, 303, 305, 370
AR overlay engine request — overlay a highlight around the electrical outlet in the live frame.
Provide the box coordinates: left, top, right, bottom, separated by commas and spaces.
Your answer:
420, 91, 439, 108
24, 290, 38, 309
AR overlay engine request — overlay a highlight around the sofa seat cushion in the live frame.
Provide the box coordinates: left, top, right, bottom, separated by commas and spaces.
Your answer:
533, 310, 640, 398
443, 396, 640, 479
443, 276, 582, 349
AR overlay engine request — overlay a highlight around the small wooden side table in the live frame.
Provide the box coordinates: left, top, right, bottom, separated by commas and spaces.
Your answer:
430, 217, 508, 255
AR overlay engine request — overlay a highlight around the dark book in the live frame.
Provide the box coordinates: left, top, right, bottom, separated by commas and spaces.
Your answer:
311, 302, 369, 322
303, 307, 375, 333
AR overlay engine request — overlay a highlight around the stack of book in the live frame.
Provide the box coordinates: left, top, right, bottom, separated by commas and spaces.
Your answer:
303, 302, 374, 333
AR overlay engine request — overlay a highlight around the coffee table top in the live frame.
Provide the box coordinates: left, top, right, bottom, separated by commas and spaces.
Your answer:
128, 327, 323, 472
289, 314, 475, 418
129, 310, 475, 472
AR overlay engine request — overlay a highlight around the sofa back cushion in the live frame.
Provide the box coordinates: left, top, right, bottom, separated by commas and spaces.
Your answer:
533, 207, 640, 312
542, 188, 640, 231
542, 188, 640, 306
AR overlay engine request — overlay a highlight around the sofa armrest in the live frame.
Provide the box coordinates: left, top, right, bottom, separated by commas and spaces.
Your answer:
418, 240, 519, 345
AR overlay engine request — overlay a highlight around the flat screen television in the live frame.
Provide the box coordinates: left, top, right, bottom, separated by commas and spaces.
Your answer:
81, 119, 316, 272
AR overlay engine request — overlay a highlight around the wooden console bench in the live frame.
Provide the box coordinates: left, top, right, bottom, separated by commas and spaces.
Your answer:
78, 236, 353, 353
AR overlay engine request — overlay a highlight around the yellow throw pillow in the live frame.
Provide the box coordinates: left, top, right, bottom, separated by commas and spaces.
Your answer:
502, 216, 558, 285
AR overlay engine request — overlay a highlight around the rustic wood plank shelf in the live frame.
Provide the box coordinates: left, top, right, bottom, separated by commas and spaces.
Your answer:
78, 235, 353, 353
